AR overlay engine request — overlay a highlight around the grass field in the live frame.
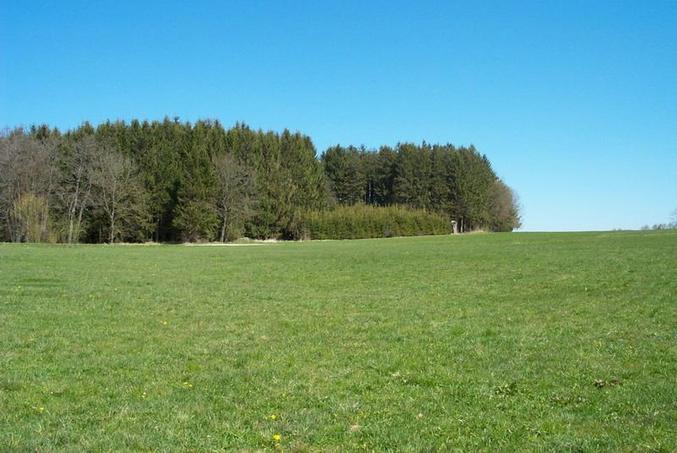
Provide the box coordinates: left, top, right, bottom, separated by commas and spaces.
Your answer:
1, 231, 675, 451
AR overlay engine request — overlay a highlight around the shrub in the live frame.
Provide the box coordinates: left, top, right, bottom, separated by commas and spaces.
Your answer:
11, 193, 50, 242
298, 204, 451, 240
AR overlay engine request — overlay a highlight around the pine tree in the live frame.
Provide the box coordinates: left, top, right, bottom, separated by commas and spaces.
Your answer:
392, 143, 431, 209
322, 145, 366, 205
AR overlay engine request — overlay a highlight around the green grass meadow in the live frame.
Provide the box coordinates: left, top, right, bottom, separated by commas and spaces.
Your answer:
1, 232, 675, 451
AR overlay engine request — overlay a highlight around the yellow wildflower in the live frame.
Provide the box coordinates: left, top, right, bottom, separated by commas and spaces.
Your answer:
272, 433, 281, 442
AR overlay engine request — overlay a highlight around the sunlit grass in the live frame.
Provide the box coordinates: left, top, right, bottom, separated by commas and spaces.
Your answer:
1, 231, 675, 451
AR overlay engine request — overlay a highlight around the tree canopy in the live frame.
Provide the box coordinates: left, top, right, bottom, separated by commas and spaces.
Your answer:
0, 119, 520, 243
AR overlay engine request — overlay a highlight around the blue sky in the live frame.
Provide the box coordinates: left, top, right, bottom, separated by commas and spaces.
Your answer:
1, 0, 675, 231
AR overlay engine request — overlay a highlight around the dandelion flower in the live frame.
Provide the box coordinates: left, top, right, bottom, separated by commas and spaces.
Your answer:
270, 414, 277, 420
272, 433, 281, 442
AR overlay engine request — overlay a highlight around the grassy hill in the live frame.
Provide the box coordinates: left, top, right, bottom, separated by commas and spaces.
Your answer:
1, 231, 675, 451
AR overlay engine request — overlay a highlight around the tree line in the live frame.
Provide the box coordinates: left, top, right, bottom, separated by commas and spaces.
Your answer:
322, 143, 520, 233
0, 119, 520, 243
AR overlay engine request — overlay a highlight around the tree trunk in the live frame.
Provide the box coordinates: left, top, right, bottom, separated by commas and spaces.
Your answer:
220, 210, 228, 242
155, 218, 160, 242
75, 203, 85, 243
109, 210, 115, 244
68, 196, 77, 244
68, 167, 83, 244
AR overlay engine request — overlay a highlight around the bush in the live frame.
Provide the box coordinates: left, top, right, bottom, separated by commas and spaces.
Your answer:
11, 193, 50, 242
298, 205, 451, 240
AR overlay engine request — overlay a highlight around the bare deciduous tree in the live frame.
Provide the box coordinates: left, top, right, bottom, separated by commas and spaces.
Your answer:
489, 179, 521, 232
212, 153, 257, 242
0, 130, 57, 242
56, 136, 97, 243
90, 146, 152, 243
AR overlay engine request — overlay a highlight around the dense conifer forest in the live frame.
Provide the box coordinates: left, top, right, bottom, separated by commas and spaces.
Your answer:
0, 119, 520, 243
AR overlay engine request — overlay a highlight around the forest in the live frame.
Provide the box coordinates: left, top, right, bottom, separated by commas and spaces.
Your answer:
0, 119, 520, 243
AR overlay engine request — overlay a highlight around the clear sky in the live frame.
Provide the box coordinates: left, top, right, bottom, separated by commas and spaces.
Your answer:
1, 0, 675, 231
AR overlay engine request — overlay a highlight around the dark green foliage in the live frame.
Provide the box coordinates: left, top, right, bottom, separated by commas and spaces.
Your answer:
172, 199, 219, 242
300, 204, 451, 240
428, 145, 454, 215
363, 147, 396, 206
392, 143, 432, 208
0, 119, 520, 242
172, 121, 220, 241
322, 146, 366, 205
322, 142, 520, 232
449, 147, 496, 231
280, 130, 328, 212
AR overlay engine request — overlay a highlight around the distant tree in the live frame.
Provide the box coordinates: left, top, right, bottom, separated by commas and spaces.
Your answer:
0, 130, 57, 242
641, 210, 677, 231
279, 129, 328, 211
1, 118, 519, 242
172, 198, 218, 241
172, 122, 219, 241
55, 135, 97, 243
362, 149, 395, 206
142, 118, 184, 241
322, 146, 366, 205
489, 179, 521, 231
392, 143, 432, 209
212, 153, 257, 242
89, 145, 152, 243
428, 145, 454, 216
450, 147, 496, 231
370, 147, 397, 206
